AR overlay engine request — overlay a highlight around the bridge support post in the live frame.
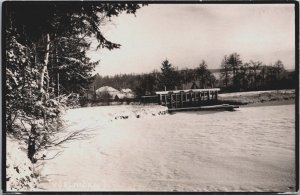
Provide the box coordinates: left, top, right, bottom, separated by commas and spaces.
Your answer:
169, 92, 173, 108
175, 93, 178, 108
180, 91, 184, 108
158, 94, 162, 105
164, 95, 167, 106
189, 90, 193, 106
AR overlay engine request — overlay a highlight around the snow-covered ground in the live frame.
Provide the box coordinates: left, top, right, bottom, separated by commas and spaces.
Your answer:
36, 103, 295, 192
6, 137, 39, 191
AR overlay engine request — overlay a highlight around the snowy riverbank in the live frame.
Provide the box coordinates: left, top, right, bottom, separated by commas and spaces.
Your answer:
219, 89, 295, 105
63, 104, 168, 125
6, 137, 40, 191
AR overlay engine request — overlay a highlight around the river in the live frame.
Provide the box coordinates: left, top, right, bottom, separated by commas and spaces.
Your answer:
38, 103, 295, 192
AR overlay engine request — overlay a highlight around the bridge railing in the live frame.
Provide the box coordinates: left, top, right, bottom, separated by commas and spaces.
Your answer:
155, 88, 220, 108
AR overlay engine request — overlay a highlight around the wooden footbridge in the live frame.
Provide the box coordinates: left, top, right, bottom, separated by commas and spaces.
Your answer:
154, 88, 238, 112
156, 88, 220, 108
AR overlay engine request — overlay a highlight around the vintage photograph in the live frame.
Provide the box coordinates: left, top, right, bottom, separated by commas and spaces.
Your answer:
3, 1, 297, 192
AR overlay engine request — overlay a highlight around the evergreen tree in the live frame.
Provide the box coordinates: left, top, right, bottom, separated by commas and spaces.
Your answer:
48, 34, 99, 96
195, 60, 213, 88
134, 73, 158, 97
159, 59, 179, 90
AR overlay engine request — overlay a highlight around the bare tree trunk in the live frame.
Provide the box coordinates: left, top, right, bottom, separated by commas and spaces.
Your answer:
55, 46, 60, 98
39, 33, 50, 93
29, 34, 50, 162
57, 73, 60, 97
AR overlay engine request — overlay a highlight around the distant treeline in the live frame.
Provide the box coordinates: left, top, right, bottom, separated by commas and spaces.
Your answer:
90, 53, 296, 97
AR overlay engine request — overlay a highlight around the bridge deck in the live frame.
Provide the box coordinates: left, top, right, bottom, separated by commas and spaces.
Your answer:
168, 104, 239, 113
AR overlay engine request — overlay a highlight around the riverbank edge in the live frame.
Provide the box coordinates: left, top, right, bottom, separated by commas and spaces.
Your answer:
218, 89, 295, 107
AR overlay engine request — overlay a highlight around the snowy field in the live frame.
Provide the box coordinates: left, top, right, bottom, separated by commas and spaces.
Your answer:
37, 104, 295, 192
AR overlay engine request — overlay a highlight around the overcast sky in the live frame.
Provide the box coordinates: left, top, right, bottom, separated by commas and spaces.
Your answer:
87, 4, 295, 76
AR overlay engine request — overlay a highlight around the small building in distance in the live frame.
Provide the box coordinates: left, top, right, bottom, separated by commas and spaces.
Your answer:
96, 86, 125, 100
94, 86, 135, 101
120, 88, 135, 99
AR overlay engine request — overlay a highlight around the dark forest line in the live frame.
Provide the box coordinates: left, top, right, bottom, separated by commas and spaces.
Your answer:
88, 53, 296, 101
